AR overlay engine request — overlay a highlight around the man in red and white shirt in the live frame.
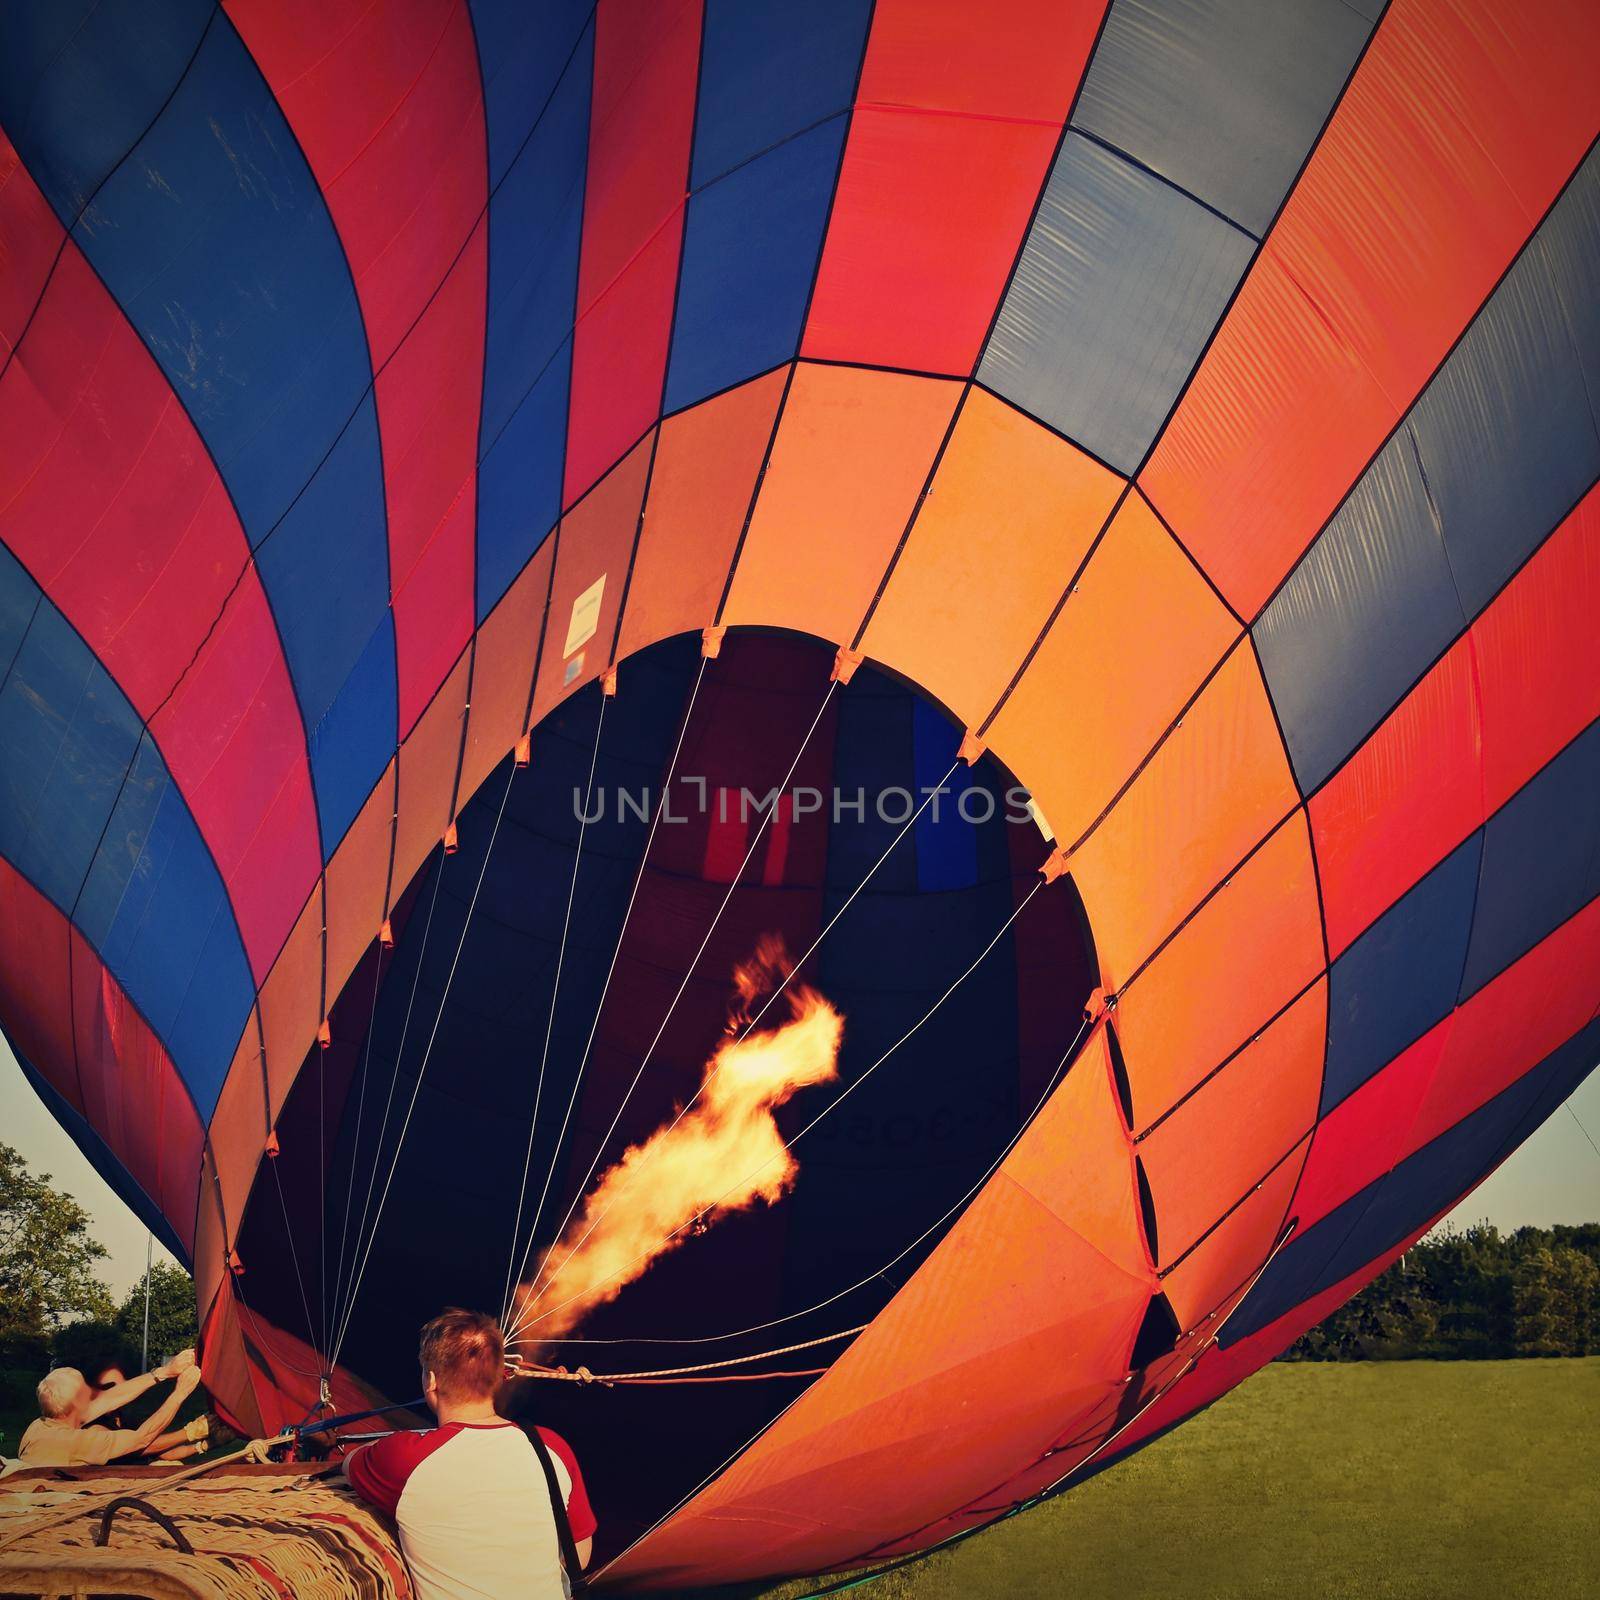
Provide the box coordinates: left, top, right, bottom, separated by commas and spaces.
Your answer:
344, 1309, 594, 1600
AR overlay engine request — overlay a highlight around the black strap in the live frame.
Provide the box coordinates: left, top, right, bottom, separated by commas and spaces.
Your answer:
525, 1426, 587, 1596
95, 1495, 194, 1554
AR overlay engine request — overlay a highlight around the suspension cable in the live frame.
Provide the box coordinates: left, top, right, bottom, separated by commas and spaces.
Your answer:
328, 851, 448, 1356
504, 677, 840, 1329
498, 691, 614, 1324
511, 877, 1044, 1343
328, 939, 390, 1362
508, 1324, 868, 1385
331, 757, 521, 1366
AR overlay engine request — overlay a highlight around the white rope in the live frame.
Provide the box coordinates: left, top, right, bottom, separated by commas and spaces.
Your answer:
511, 877, 1044, 1343
329, 851, 447, 1355
331, 758, 521, 1366
497, 692, 613, 1325
505, 677, 840, 1330
509, 1324, 867, 1383
535, 1004, 1095, 1349
508, 754, 961, 1339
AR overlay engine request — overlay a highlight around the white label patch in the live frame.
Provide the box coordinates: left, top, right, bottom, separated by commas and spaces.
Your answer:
563, 651, 585, 686
564, 574, 606, 657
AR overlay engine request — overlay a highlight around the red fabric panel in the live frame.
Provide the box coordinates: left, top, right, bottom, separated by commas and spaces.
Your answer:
1407, 893, 1600, 1153
227, 0, 489, 737
802, 1, 1102, 373
1312, 482, 1600, 957
0, 243, 319, 977
1142, 0, 1600, 618
1291, 1017, 1449, 1231
564, 0, 701, 504
0, 127, 61, 355
0, 856, 79, 1109
69, 931, 204, 1256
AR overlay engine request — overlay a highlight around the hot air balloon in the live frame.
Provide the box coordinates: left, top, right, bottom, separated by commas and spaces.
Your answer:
1, 0, 1596, 1588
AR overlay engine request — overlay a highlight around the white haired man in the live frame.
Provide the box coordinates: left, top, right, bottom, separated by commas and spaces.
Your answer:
19, 1349, 204, 1467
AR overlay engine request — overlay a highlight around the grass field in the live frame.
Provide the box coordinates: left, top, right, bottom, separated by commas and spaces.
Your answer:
751, 1360, 1600, 1600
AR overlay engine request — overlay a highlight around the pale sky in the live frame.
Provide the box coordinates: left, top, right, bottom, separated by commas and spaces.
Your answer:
1, 1033, 1596, 1298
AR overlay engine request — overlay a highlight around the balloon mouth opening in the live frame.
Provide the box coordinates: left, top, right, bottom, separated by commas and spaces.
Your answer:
236, 627, 1098, 1556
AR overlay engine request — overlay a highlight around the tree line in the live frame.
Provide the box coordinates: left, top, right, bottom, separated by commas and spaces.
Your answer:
1282, 1222, 1600, 1360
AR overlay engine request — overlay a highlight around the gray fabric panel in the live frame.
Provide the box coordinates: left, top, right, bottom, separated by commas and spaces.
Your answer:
1411, 149, 1600, 617
978, 131, 1253, 474
1255, 429, 1467, 794
1072, 0, 1374, 236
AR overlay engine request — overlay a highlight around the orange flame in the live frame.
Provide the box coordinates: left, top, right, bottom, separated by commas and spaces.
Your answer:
512, 936, 842, 1341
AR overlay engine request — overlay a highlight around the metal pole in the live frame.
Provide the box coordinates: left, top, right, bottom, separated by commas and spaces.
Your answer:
141, 1232, 154, 1370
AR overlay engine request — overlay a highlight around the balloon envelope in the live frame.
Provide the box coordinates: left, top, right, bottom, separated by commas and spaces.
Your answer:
0, 0, 1596, 1586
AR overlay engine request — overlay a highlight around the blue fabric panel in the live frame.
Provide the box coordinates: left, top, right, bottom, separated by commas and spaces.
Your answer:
1321, 833, 1482, 1116
0, 0, 212, 220
72, 15, 394, 838
252, 394, 394, 848
665, 115, 847, 412
690, 0, 870, 188
1411, 149, 1600, 617
911, 699, 977, 893
978, 132, 1253, 474
475, 22, 592, 621
1256, 430, 1467, 793
0, 604, 142, 912
477, 339, 574, 620
467, 0, 594, 188
11, 1049, 189, 1266
305, 612, 400, 852
1459, 719, 1600, 1000
76, 736, 253, 1118
1224, 1015, 1600, 1346
1072, 0, 1374, 236
0, 543, 42, 685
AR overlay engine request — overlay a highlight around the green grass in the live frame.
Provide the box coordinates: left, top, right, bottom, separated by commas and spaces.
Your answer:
751, 1360, 1600, 1600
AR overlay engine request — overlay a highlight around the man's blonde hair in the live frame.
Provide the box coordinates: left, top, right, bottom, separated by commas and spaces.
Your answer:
37, 1367, 83, 1419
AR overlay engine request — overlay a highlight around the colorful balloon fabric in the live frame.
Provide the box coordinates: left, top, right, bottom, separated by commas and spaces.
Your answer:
0, 0, 1597, 1587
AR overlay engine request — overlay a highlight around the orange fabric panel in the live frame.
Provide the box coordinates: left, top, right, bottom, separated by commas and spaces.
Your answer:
205, 1012, 267, 1242
1407, 894, 1600, 1152
1003, 1027, 1150, 1280
1473, 482, 1600, 813
530, 434, 653, 725
859, 390, 1122, 732
459, 540, 554, 808
856, 0, 1103, 119
1062, 640, 1300, 987
257, 886, 323, 1120
618, 368, 788, 661
613, 1181, 1146, 1586
1161, 1133, 1309, 1334
1138, 978, 1325, 1264
1309, 642, 1481, 960
392, 650, 472, 901
1117, 812, 1324, 1130
323, 757, 396, 1010
1291, 1015, 1449, 1230
1141, 0, 1600, 618
984, 490, 1238, 861
721, 364, 961, 646
609, 1022, 1149, 1587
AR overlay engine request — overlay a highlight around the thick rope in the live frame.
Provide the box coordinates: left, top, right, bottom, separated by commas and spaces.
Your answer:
515, 879, 1044, 1341
508, 1324, 867, 1385
507, 677, 840, 1336
331, 758, 521, 1366
498, 691, 613, 1325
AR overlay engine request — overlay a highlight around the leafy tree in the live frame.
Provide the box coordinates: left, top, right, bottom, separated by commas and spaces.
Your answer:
115, 1260, 197, 1366
0, 1142, 114, 1342
51, 1317, 136, 1380
1513, 1244, 1598, 1356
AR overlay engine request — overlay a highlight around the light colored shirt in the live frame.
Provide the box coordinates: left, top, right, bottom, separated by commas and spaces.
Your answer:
17, 1418, 132, 1466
